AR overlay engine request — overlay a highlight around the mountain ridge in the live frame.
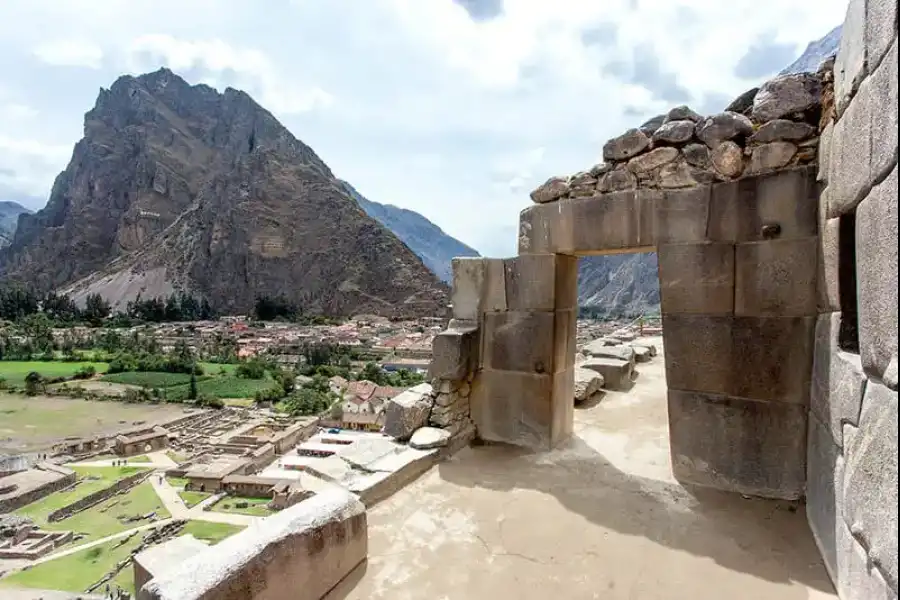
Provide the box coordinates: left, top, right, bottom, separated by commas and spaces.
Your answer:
0, 68, 448, 317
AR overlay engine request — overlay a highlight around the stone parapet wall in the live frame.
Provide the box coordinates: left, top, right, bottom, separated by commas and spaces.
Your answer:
47, 470, 150, 523
806, 0, 898, 598
138, 489, 367, 600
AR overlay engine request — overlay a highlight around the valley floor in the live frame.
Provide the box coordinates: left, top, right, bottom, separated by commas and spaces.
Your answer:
327, 338, 837, 600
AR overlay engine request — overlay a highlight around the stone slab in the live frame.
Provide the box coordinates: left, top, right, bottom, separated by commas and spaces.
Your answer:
662, 314, 815, 403
470, 369, 557, 450
450, 258, 506, 320
134, 535, 209, 594
650, 186, 710, 244
658, 242, 735, 315
818, 215, 841, 313
553, 308, 577, 374
482, 311, 555, 374
551, 368, 575, 445
504, 254, 574, 311
841, 381, 898, 591
581, 341, 636, 365
836, 518, 897, 600
138, 489, 367, 600
734, 238, 818, 317
806, 412, 842, 583
567, 190, 653, 253
856, 164, 898, 379
668, 390, 807, 500
708, 166, 818, 242
827, 71, 873, 218
866, 0, 897, 69
581, 357, 635, 391
384, 383, 433, 441
867, 36, 898, 181
430, 327, 478, 380
834, 0, 866, 116
810, 312, 868, 447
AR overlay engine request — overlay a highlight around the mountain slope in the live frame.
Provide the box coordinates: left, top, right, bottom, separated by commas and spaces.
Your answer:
780, 25, 842, 75
340, 180, 480, 283
0, 201, 31, 248
0, 68, 448, 317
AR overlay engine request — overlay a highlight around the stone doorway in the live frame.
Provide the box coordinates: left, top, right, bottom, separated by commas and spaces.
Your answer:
443, 166, 819, 501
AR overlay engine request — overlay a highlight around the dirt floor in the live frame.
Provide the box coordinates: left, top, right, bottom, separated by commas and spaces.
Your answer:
0, 393, 188, 454
327, 338, 837, 600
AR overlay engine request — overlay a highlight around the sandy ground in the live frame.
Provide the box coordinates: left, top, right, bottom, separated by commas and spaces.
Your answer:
327, 337, 837, 600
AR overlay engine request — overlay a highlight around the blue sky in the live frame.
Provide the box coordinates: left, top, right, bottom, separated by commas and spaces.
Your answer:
0, 0, 848, 257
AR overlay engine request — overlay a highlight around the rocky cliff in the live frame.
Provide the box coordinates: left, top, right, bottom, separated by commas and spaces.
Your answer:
0, 68, 448, 317
340, 180, 480, 283
0, 201, 30, 248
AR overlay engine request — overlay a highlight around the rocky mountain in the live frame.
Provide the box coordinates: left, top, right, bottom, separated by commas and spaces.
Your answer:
780, 25, 842, 75
0, 68, 448, 317
340, 180, 480, 283
0, 201, 31, 248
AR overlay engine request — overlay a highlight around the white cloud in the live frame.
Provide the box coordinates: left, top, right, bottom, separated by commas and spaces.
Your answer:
0, 135, 72, 203
126, 34, 333, 115
32, 39, 104, 68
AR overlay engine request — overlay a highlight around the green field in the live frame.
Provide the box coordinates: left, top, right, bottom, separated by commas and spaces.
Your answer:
16, 468, 166, 543
0, 361, 109, 388
0, 521, 244, 595
179, 490, 211, 508
212, 496, 275, 517
101, 371, 200, 388
99, 366, 270, 401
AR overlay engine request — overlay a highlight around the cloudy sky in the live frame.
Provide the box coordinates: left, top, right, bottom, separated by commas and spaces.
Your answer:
1, 0, 847, 257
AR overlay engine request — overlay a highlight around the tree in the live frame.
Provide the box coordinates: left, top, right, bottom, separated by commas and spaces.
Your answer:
188, 369, 198, 401
24, 371, 44, 396
83, 293, 111, 326
21, 313, 55, 355
236, 358, 266, 379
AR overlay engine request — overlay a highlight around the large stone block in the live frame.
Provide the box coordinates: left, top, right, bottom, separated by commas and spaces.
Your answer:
827, 76, 873, 218
470, 369, 556, 449
810, 313, 867, 447
384, 383, 434, 441
650, 186, 710, 244
818, 216, 841, 313
567, 190, 654, 253
734, 238, 818, 317
658, 242, 735, 315
867, 0, 897, 69
482, 311, 555, 374
668, 390, 808, 499
430, 327, 478, 380
450, 258, 506, 320
504, 254, 577, 311
663, 314, 815, 403
551, 368, 575, 445
552, 308, 577, 374
834, 0, 867, 116
138, 489, 367, 600
842, 381, 898, 591
857, 165, 898, 379
868, 35, 898, 181
836, 521, 897, 600
581, 357, 636, 390
807, 412, 842, 582
708, 167, 818, 242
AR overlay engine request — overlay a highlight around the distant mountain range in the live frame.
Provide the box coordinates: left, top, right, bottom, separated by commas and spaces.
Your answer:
0, 201, 31, 248
780, 25, 842, 75
340, 181, 480, 283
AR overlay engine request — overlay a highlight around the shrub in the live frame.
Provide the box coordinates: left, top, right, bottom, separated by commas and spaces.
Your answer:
24, 371, 43, 396
73, 365, 96, 380
123, 388, 152, 404
236, 358, 266, 380
196, 394, 224, 409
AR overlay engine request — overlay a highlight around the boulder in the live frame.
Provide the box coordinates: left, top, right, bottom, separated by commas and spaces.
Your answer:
384, 383, 434, 441
696, 112, 753, 148
682, 143, 711, 168
588, 163, 613, 178
639, 114, 666, 136
582, 340, 636, 365
747, 142, 798, 174
631, 343, 658, 357
750, 119, 817, 144
409, 427, 451, 450
711, 141, 745, 178
530, 177, 569, 204
598, 168, 637, 192
627, 147, 679, 173
751, 73, 822, 122
665, 105, 704, 123
581, 358, 636, 391
652, 120, 696, 145
603, 128, 651, 161
725, 87, 759, 115
658, 160, 697, 189
630, 346, 652, 363
574, 368, 605, 403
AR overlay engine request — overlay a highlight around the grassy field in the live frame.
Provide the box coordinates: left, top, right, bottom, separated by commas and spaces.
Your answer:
165, 450, 189, 464
0, 393, 187, 454
212, 496, 274, 517
101, 371, 201, 388
0, 521, 244, 595
0, 360, 109, 388
178, 490, 211, 508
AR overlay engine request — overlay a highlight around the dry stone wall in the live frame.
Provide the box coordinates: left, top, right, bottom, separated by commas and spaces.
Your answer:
806, 0, 898, 598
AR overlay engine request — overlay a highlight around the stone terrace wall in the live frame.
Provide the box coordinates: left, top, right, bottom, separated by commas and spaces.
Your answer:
47, 470, 150, 522
806, 0, 898, 598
